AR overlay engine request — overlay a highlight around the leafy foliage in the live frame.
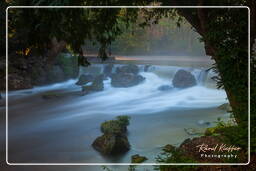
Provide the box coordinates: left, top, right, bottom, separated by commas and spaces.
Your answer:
155, 146, 198, 171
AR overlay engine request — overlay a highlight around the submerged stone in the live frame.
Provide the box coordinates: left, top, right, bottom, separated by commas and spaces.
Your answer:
157, 85, 173, 91
42, 92, 62, 99
131, 154, 148, 163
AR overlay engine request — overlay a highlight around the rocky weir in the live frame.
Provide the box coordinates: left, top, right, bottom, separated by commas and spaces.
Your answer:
3, 62, 230, 163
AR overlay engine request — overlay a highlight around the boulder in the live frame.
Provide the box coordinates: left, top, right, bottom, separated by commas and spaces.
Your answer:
101, 116, 130, 135
131, 154, 148, 163
116, 64, 139, 75
103, 64, 113, 77
157, 85, 173, 91
111, 73, 145, 88
92, 134, 130, 155
92, 115, 131, 155
82, 75, 104, 92
76, 74, 94, 85
172, 69, 196, 88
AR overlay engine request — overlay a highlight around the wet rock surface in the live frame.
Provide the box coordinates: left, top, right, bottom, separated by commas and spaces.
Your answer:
172, 69, 197, 88
92, 116, 131, 155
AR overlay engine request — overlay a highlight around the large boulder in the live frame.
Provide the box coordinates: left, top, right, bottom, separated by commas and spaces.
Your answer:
111, 73, 145, 88
92, 115, 131, 155
76, 74, 94, 85
82, 74, 104, 92
172, 69, 196, 88
116, 64, 139, 75
92, 134, 130, 155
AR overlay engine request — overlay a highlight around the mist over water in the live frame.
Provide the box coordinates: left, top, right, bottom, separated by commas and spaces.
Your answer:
6, 64, 227, 118
4, 61, 229, 164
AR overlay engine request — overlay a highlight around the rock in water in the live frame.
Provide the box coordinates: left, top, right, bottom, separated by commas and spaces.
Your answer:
116, 64, 139, 75
92, 115, 131, 155
157, 85, 173, 91
111, 73, 145, 87
131, 154, 148, 163
82, 74, 104, 92
101, 116, 130, 135
92, 134, 130, 155
76, 74, 94, 85
172, 69, 196, 88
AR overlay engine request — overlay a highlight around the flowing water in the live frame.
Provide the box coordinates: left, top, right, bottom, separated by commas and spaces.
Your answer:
0, 62, 229, 164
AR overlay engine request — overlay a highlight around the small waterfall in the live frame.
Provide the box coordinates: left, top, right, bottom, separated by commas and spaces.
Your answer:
197, 69, 209, 85
78, 64, 218, 88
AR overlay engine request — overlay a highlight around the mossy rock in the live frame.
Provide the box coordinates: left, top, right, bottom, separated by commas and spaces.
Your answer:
92, 134, 130, 155
101, 115, 130, 135
82, 74, 104, 92
131, 154, 148, 163
101, 120, 126, 135
116, 115, 130, 127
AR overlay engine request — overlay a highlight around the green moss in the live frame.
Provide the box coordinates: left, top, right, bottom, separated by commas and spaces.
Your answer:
155, 147, 198, 171
100, 115, 130, 135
